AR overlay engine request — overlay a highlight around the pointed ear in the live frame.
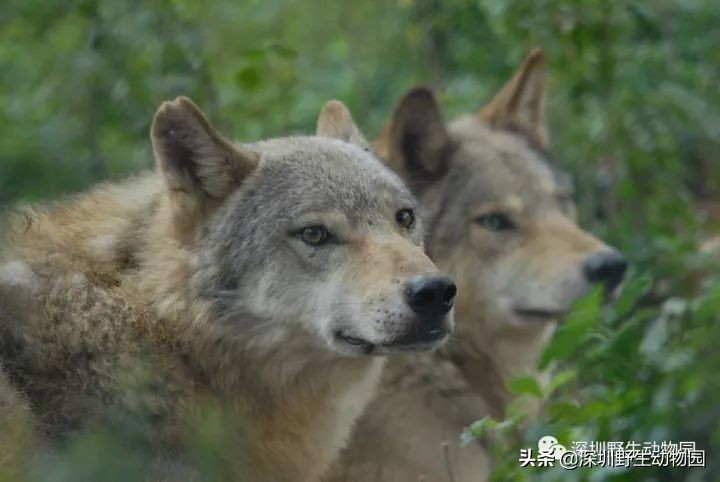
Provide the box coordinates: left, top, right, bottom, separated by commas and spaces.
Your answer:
479, 48, 548, 148
374, 87, 452, 183
151, 96, 259, 200
316, 100, 370, 150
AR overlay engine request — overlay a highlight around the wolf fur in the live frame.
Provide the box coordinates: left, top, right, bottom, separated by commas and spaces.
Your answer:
0, 98, 453, 481
325, 49, 627, 481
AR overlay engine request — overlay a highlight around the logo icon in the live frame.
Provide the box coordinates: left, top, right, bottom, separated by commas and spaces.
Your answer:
538, 435, 567, 460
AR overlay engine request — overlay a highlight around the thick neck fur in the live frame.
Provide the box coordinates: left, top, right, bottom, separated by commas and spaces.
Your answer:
439, 316, 552, 420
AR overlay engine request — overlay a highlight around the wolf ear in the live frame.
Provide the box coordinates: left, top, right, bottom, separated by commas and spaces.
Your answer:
316, 100, 370, 150
479, 48, 548, 148
151, 96, 259, 200
375, 87, 451, 184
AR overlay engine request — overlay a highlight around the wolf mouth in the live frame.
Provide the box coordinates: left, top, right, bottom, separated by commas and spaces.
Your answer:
335, 326, 449, 354
513, 307, 567, 321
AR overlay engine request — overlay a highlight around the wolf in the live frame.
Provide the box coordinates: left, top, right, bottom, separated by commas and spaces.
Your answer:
0, 97, 456, 481
325, 49, 628, 481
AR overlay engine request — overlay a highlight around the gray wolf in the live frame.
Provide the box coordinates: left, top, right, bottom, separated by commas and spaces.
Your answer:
325, 48, 627, 482
0, 98, 455, 481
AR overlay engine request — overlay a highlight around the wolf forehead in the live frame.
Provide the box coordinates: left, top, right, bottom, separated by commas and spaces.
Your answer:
244, 136, 417, 219
446, 118, 569, 208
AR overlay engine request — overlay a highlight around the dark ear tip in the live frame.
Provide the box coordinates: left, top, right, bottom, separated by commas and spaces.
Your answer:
174, 96, 202, 113
525, 47, 546, 67
401, 86, 436, 104
152, 96, 204, 138
396, 86, 440, 118
528, 46, 544, 56
151, 102, 176, 138
154, 95, 198, 117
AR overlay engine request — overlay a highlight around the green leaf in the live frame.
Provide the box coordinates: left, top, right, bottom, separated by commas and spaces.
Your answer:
539, 286, 603, 368
547, 369, 578, 394
639, 313, 669, 356
612, 274, 652, 318
506, 375, 543, 398
546, 400, 582, 422
463, 416, 498, 442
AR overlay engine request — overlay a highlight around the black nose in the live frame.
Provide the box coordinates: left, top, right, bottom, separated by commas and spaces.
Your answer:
583, 251, 628, 292
404, 274, 457, 317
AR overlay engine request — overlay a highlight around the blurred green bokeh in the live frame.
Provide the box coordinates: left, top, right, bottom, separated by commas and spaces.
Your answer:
1, 0, 719, 481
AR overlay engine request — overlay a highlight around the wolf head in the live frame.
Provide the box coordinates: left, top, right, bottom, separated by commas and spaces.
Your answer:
375, 49, 627, 381
149, 97, 455, 357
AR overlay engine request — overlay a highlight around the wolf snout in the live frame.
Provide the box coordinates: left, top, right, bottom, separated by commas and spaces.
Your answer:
583, 251, 628, 292
404, 274, 457, 317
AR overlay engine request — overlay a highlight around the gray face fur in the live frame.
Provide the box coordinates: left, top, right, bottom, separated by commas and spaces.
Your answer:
151, 98, 453, 357
420, 116, 606, 328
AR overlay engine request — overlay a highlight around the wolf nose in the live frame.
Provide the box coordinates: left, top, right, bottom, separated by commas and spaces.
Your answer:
583, 251, 628, 292
404, 274, 457, 317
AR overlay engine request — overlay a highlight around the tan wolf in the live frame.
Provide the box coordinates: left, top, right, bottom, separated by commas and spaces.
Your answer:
0, 98, 456, 481
325, 49, 627, 482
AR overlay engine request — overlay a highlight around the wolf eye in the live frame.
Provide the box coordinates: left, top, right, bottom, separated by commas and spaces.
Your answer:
396, 209, 415, 229
475, 213, 514, 231
299, 226, 330, 246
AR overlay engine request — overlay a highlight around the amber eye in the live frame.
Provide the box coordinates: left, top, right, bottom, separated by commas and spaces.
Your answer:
396, 209, 415, 229
300, 226, 330, 246
475, 213, 514, 231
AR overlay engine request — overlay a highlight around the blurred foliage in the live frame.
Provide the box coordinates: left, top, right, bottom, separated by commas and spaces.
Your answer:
1, 0, 719, 481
